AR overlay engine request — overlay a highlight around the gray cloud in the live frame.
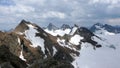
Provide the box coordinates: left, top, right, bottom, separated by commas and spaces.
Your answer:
0, 0, 120, 30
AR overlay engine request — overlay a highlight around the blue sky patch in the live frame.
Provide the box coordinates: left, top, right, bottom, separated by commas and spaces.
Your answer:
0, 0, 15, 6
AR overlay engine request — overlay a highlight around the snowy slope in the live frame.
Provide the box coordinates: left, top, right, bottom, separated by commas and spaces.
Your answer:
25, 24, 45, 53
42, 23, 120, 68
72, 34, 120, 68
45, 28, 71, 36
69, 34, 83, 45
44, 26, 78, 36
45, 24, 120, 68
94, 25, 115, 35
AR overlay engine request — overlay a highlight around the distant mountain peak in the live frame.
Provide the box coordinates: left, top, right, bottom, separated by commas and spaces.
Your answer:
94, 22, 103, 26
74, 24, 79, 27
61, 24, 71, 30
47, 23, 59, 30
90, 23, 120, 34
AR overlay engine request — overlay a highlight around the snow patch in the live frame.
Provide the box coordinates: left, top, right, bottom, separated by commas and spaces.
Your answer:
17, 37, 21, 45
19, 51, 26, 61
70, 27, 78, 35
69, 34, 83, 45
57, 38, 66, 47
25, 24, 45, 53
53, 47, 57, 55
57, 38, 77, 51
16, 32, 24, 35
45, 28, 71, 36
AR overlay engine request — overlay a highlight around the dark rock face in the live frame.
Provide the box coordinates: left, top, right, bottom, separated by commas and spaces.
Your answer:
0, 62, 14, 68
28, 58, 74, 68
61, 24, 71, 30
75, 27, 102, 48
0, 45, 27, 68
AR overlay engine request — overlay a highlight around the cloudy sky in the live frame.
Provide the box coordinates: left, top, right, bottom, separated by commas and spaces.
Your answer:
0, 0, 120, 30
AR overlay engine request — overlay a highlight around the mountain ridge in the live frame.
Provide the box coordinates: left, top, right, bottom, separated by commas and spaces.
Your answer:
90, 23, 120, 34
0, 20, 105, 68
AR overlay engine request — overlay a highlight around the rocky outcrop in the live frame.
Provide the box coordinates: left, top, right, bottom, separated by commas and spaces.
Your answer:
14, 20, 29, 33
0, 45, 27, 68
28, 58, 74, 68
0, 31, 21, 56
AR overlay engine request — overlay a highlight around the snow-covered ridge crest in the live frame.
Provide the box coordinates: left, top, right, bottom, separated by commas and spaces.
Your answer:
45, 24, 79, 36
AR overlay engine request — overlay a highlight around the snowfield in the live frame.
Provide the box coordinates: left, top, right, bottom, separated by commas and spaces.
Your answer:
44, 25, 120, 68
72, 34, 120, 68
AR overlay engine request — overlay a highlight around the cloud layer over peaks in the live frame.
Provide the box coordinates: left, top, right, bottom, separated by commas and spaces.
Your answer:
0, 0, 120, 30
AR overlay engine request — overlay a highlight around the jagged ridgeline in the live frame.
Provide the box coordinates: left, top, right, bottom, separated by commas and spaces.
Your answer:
0, 20, 101, 68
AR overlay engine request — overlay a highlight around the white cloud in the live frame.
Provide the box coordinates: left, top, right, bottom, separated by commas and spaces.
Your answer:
89, 0, 120, 4
13, 0, 45, 6
10, 5, 35, 13
1, 0, 120, 30
0, 4, 35, 15
42, 11, 66, 19
107, 18, 120, 25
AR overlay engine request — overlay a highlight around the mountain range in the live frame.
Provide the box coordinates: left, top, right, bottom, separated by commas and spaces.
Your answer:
0, 20, 120, 68
90, 23, 120, 34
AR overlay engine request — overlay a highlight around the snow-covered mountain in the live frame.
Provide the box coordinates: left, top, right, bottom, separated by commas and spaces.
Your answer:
47, 23, 59, 30
72, 33, 120, 68
0, 20, 120, 68
90, 23, 120, 35
1, 20, 100, 68
44, 23, 120, 68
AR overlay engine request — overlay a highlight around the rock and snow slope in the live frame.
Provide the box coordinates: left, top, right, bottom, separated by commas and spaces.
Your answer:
72, 34, 120, 68
0, 20, 119, 68
11, 20, 84, 67
45, 23, 120, 68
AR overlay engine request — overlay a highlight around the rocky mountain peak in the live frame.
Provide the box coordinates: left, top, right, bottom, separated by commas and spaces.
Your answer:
95, 22, 103, 26
14, 20, 30, 33
61, 24, 71, 30
0, 20, 103, 68
90, 23, 120, 34
47, 23, 59, 30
